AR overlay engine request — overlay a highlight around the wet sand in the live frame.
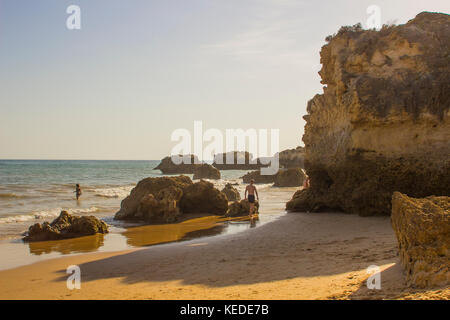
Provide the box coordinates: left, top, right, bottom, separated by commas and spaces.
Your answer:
0, 211, 448, 300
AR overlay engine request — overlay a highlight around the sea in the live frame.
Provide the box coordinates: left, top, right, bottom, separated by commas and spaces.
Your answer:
0, 160, 297, 270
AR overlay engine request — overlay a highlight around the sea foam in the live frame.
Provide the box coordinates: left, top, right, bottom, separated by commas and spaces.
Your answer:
0, 206, 100, 224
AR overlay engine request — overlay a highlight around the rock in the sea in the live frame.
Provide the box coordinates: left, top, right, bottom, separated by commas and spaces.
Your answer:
241, 170, 276, 184
193, 163, 221, 180
23, 211, 108, 242
179, 180, 228, 215
221, 183, 241, 201
274, 168, 307, 187
287, 12, 450, 215
391, 192, 450, 288
226, 199, 259, 217
115, 176, 192, 220
213, 151, 266, 170
154, 155, 200, 174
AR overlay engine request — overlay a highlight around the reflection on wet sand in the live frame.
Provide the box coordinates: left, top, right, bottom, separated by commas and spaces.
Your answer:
123, 215, 259, 247
25, 214, 259, 256
28, 233, 105, 255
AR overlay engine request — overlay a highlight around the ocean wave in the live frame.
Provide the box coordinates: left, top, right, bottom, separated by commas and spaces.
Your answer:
0, 206, 101, 224
93, 186, 133, 198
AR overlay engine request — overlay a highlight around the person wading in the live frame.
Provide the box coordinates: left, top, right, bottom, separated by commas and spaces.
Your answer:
75, 184, 82, 200
245, 179, 259, 219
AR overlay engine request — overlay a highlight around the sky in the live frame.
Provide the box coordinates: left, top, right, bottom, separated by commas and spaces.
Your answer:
0, 0, 449, 160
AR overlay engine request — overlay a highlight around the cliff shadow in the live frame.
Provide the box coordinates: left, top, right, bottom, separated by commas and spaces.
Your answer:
52, 212, 398, 289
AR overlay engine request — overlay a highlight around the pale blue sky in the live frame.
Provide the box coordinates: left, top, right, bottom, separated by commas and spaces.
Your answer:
0, 0, 448, 159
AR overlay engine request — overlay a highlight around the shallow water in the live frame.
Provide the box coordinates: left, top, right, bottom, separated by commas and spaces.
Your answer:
0, 160, 297, 270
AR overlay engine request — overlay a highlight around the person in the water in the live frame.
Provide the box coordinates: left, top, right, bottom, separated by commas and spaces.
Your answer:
75, 184, 82, 200
245, 179, 259, 218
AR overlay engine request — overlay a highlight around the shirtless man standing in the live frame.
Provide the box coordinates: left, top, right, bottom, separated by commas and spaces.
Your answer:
245, 179, 259, 217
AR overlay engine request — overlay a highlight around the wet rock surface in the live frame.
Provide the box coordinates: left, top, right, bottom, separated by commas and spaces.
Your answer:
24, 211, 109, 242
226, 199, 259, 217
221, 183, 241, 201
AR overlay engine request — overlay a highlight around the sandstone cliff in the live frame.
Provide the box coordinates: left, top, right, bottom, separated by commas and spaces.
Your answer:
287, 12, 450, 215
391, 192, 449, 288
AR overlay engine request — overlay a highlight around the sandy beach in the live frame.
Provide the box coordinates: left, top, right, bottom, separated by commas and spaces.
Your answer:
1, 211, 448, 300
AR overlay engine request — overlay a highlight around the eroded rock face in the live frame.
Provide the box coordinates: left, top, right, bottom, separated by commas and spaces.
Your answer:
241, 170, 276, 184
287, 12, 450, 215
24, 211, 109, 242
137, 186, 183, 223
193, 163, 221, 180
179, 180, 228, 215
115, 176, 192, 220
278, 147, 305, 169
115, 176, 229, 221
226, 199, 259, 217
391, 192, 449, 288
154, 155, 200, 174
221, 183, 241, 201
274, 168, 307, 187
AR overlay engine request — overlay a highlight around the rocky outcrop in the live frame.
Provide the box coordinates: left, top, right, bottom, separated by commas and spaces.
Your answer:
391, 192, 449, 288
221, 183, 241, 201
114, 176, 228, 223
279, 147, 305, 168
179, 180, 228, 214
24, 211, 108, 242
193, 163, 221, 180
287, 12, 450, 215
213, 151, 266, 170
115, 176, 192, 221
154, 155, 200, 174
226, 199, 259, 217
242, 168, 306, 187
115, 176, 229, 221
137, 186, 183, 223
274, 168, 307, 187
241, 170, 276, 184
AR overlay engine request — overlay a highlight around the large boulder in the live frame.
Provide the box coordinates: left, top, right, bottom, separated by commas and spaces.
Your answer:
114, 176, 192, 220
391, 192, 449, 288
154, 155, 200, 174
179, 180, 228, 215
274, 168, 307, 187
226, 199, 259, 217
279, 147, 305, 168
241, 170, 276, 184
23, 211, 108, 242
287, 12, 450, 215
137, 186, 183, 223
193, 163, 221, 180
221, 183, 241, 201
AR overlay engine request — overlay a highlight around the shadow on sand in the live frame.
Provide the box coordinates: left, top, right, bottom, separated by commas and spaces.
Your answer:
50, 212, 402, 290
